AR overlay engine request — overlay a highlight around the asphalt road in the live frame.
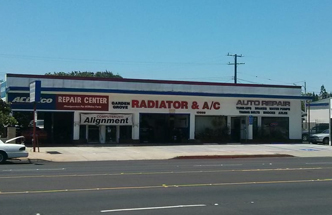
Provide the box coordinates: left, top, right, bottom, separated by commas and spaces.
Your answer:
1, 157, 332, 215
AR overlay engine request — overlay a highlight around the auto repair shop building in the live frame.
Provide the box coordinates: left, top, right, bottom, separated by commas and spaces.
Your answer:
4, 73, 310, 144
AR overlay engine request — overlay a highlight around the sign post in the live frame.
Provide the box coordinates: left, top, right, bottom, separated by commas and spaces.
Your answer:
329, 98, 332, 146
248, 115, 253, 140
30, 81, 41, 152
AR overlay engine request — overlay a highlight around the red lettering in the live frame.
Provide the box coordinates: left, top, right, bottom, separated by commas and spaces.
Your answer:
173, 101, 180, 109
160, 101, 166, 108
181, 101, 188, 109
202, 102, 209, 109
132, 100, 139, 108
166, 101, 173, 108
132, 100, 194, 109
213, 102, 220, 110
140, 100, 147, 108
147, 100, 155, 108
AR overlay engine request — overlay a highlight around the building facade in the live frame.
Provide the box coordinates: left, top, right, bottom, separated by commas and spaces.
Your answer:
306, 98, 331, 126
4, 73, 310, 144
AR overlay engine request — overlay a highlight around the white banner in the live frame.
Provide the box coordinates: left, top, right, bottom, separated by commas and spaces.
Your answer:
80, 113, 132, 125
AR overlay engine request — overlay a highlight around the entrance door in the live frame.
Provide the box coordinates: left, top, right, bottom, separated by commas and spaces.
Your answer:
139, 113, 189, 143
105, 126, 117, 143
231, 117, 242, 142
88, 125, 99, 143
231, 117, 248, 142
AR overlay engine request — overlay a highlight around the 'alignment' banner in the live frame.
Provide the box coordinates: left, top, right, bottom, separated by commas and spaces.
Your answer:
80, 113, 133, 125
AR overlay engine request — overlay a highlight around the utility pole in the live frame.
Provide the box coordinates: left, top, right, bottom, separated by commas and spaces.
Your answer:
228, 53, 245, 84
304, 81, 308, 130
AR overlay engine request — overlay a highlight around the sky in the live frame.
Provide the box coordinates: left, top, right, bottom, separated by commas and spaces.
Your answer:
1, 0, 331, 94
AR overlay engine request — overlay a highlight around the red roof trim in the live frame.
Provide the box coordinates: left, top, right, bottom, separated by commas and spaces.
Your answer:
6, 73, 301, 89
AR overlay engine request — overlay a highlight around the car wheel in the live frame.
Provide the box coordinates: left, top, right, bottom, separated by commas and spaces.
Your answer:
323, 137, 329, 145
302, 134, 308, 141
0, 151, 8, 164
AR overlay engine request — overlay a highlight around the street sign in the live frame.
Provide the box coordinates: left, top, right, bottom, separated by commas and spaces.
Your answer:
29, 80, 41, 103
248, 115, 253, 125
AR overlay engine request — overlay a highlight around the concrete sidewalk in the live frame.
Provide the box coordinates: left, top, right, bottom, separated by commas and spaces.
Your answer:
26, 143, 332, 162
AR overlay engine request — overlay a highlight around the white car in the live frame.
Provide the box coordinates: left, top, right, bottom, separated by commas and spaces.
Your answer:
0, 136, 29, 163
310, 129, 330, 145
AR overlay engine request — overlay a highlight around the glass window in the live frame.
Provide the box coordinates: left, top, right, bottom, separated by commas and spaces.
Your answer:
88, 125, 99, 143
261, 117, 289, 140
105, 126, 117, 143
79, 125, 86, 140
195, 116, 228, 142
120, 126, 132, 140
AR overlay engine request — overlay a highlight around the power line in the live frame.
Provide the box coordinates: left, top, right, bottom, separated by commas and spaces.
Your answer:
237, 78, 261, 84
174, 76, 233, 80
238, 71, 304, 86
227, 53, 245, 84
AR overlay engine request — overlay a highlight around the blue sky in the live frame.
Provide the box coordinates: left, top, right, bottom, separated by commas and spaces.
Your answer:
1, 0, 331, 94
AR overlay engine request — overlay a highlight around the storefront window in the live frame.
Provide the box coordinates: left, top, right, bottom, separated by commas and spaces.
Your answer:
105, 126, 116, 143
252, 116, 258, 138
79, 125, 86, 140
261, 117, 289, 141
120, 126, 132, 142
88, 125, 99, 143
195, 116, 228, 143
139, 113, 189, 143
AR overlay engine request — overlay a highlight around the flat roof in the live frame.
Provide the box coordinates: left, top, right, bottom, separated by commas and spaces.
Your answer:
7, 73, 302, 89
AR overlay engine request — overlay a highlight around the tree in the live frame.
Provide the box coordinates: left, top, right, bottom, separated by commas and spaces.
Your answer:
301, 92, 317, 111
0, 100, 17, 137
45, 70, 122, 78
312, 92, 319, 101
319, 85, 329, 99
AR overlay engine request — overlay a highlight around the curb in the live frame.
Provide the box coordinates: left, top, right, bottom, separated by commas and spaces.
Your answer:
172, 154, 295, 159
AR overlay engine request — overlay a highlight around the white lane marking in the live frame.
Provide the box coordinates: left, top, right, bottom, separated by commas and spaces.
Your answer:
2, 168, 66, 172
306, 162, 332, 165
194, 164, 243, 167
101, 204, 206, 213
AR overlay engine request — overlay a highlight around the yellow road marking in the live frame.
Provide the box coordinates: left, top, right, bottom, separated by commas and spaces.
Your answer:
1, 178, 332, 195
0, 167, 326, 180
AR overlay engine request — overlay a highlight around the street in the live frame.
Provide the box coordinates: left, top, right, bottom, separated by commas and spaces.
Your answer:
1, 157, 332, 215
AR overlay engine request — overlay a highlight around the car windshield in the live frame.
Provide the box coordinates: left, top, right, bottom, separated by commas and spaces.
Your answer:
29, 120, 44, 127
36, 121, 44, 126
322, 129, 330, 134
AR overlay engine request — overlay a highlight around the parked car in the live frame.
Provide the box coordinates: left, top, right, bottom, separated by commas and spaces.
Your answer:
302, 123, 329, 141
0, 136, 28, 163
29, 119, 44, 129
20, 127, 48, 144
310, 129, 330, 145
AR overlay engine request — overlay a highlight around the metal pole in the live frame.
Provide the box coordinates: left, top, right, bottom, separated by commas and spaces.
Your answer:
329, 98, 331, 146
234, 54, 237, 84
304, 82, 308, 130
33, 102, 36, 152
308, 101, 311, 142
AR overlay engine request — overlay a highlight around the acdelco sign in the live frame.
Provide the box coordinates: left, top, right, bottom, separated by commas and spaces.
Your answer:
12, 97, 53, 103
8, 93, 56, 110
